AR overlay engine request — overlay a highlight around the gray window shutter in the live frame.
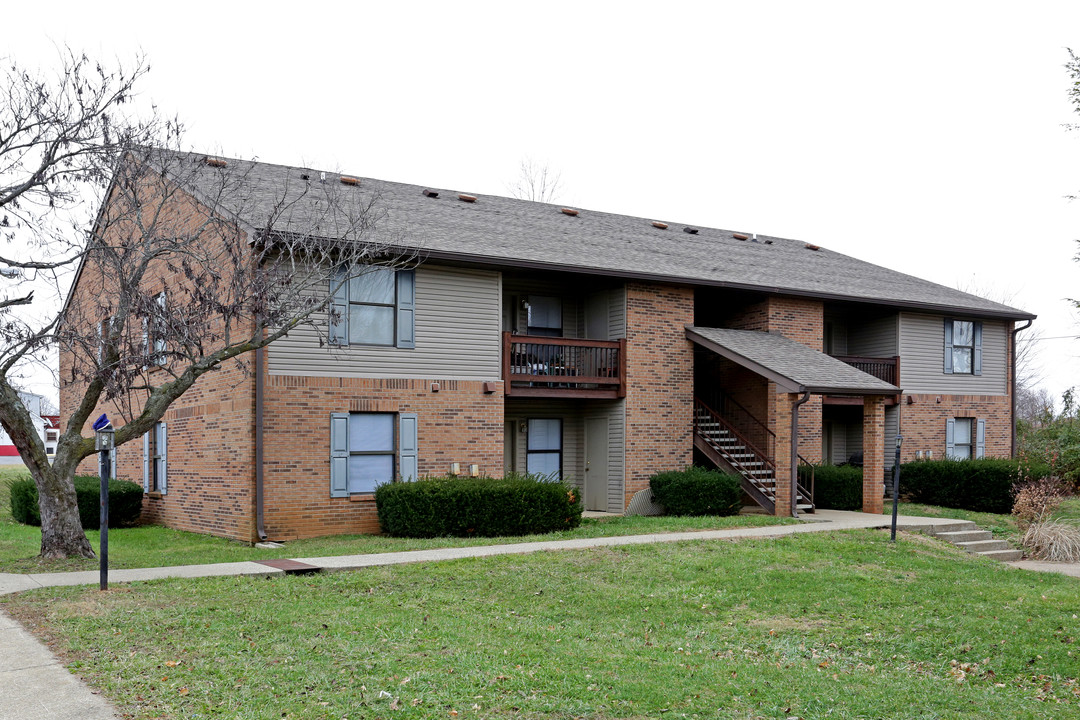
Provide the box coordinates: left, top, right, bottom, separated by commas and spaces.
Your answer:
158, 422, 168, 494
976, 419, 986, 459
399, 413, 419, 481
142, 432, 150, 492
330, 413, 349, 497
945, 418, 955, 457
943, 319, 953, 374
973, 322, 983, 376
329, 267, 349, 345
396, 270, 416, 349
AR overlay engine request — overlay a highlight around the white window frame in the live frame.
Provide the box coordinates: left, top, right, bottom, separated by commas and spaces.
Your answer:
142, 422, 167, 494
526, 418, 563, 480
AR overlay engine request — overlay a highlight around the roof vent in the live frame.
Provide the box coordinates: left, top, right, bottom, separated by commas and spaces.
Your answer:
732, 232, 749, 241
458, 194, 477, 203
764, 239, 774, 245
300, 173, 310, 181
651, 221, 668, 230
422, 189, 440, 198
805, 243, 821, 251
561, 208, 579, 217
340, 176, 359, 186
683, 226, 699, 235
203, 156, 227, 168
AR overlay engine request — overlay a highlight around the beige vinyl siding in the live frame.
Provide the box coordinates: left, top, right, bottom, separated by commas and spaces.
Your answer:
884, 405, 899, 470
899, 313, 1008, 395
268, 265, 501, 379
505, 397, 626, 513
503, 275, 625, 340
848, 315, 898, 357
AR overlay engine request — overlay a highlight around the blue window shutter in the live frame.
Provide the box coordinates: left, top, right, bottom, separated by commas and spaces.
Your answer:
158, 422, 168, 494
973, 322, 983, 376
142, 432, 150, 492
945, 418, 955, 457
943, 319, 953, 374
330, 413, 349, 497
329, 267, 349, 345
399, 413, 419, 481
396, 270, 416, 349
976, 419, 986, 459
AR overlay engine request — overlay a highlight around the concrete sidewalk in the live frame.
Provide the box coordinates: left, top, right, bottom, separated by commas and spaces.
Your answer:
0, 509, 1061, 720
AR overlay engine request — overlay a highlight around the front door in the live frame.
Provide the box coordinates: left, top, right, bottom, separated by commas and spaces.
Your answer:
584, 417, 609, 511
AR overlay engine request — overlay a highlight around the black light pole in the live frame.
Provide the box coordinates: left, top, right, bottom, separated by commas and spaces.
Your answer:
93, 414, 114, 590
889, 434, 903, 543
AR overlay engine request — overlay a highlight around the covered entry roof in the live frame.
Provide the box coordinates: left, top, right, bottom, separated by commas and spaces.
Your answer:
686, 325, 901, 396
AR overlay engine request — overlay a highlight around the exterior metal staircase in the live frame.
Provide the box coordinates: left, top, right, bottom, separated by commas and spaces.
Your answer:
693, 398, 814, 516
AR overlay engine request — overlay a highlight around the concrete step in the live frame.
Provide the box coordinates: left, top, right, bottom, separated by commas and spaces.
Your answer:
956, 539, 1013, 554
936, 530, 993, 543
979, 548, 1024, 562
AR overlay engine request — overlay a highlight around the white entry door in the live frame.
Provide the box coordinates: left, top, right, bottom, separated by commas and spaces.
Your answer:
584, 417, 609, 511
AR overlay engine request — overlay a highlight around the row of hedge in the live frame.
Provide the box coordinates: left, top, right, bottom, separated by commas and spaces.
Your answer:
375, 473, 582, 537
649, 466, 742, 516
9, 476, 144, 529
797, 464, 864, 511
899, 457, 1051, 514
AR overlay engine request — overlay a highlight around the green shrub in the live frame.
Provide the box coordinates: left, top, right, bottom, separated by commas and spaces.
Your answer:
899, 458, 1051, 514
649, 466, 742, 516
375, 473, 582, 538
8, 476, 144, 529
798, 464, 863, 511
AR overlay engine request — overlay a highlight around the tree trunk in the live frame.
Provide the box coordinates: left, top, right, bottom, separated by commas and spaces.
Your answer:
35, 466, 95, 559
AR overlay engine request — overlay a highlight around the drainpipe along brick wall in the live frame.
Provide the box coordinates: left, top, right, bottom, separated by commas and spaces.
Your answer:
623, 282, 694, 508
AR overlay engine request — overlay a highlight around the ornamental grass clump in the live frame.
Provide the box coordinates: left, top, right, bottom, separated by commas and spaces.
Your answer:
1012, 475, 1080, 561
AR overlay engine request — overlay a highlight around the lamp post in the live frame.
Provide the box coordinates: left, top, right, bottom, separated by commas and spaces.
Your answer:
890, 434, 903, 543
93, 414, 114, 590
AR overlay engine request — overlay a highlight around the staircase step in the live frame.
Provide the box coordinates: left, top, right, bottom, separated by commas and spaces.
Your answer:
936, 530, 993, 543
955, 539, 1013, 553
978, 548, 1024, 562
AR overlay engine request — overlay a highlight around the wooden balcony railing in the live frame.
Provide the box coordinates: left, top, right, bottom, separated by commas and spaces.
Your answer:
503, 332, 626, 398
831, 355, 900, 388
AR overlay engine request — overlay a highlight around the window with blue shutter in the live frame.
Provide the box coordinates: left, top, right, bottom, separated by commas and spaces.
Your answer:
142, 422, 168, 494
330, 412, 419, 497
944, 319, 982, 375
975, 419, 986, 459
329, 265, 416, 348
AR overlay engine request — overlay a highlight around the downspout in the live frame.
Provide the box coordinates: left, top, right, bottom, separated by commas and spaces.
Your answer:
255, 332, 268, 542
1010, 319, 1033, 458
790, 390, 811, 518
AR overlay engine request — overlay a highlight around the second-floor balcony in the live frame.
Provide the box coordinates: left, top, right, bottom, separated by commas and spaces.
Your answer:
828, 354, 901, 403
502, 332, 626, 399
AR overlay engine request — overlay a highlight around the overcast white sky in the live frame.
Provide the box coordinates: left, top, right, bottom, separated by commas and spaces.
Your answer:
7, 1, 1080, 406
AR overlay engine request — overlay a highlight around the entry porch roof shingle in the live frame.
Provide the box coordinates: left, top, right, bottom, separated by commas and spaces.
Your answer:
686, 325, 901, 396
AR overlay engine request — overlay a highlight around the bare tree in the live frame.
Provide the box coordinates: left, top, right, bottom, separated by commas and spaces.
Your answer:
1, 53, 413, 558
507, 157, 563, 203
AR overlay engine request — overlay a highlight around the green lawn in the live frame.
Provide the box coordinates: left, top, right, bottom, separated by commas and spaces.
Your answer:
891, 501, 1019, 538
4, 530, 1078, 719
0, 466, 794, 573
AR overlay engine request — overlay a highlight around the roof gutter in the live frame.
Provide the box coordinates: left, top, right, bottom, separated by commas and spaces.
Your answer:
1010, 319, 1033, 458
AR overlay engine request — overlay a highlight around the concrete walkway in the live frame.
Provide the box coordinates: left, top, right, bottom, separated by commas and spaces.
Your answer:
0, 509, 1074, 720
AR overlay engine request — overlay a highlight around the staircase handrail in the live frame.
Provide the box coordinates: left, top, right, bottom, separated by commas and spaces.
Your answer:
796, 453, 815, 508
694, 398, 776, 473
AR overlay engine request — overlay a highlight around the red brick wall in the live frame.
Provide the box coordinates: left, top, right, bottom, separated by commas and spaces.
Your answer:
624, 282, 694, 506
862, 396, 886, 513
898, 393, 1012, 462
261, 376, 504, 541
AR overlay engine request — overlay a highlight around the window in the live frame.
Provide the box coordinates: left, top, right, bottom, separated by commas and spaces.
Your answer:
944, 319, 982, 375
141, 291, 168, 366
330, 412, 418, 497
142, 422, 167, 493
526, 418, 562, 480
946, 418, 985, 459
526, 296, 562, 337
329, 266, 415, 348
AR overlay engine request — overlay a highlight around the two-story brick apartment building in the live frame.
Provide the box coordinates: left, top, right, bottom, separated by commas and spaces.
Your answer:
62, 152, 1034, 542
